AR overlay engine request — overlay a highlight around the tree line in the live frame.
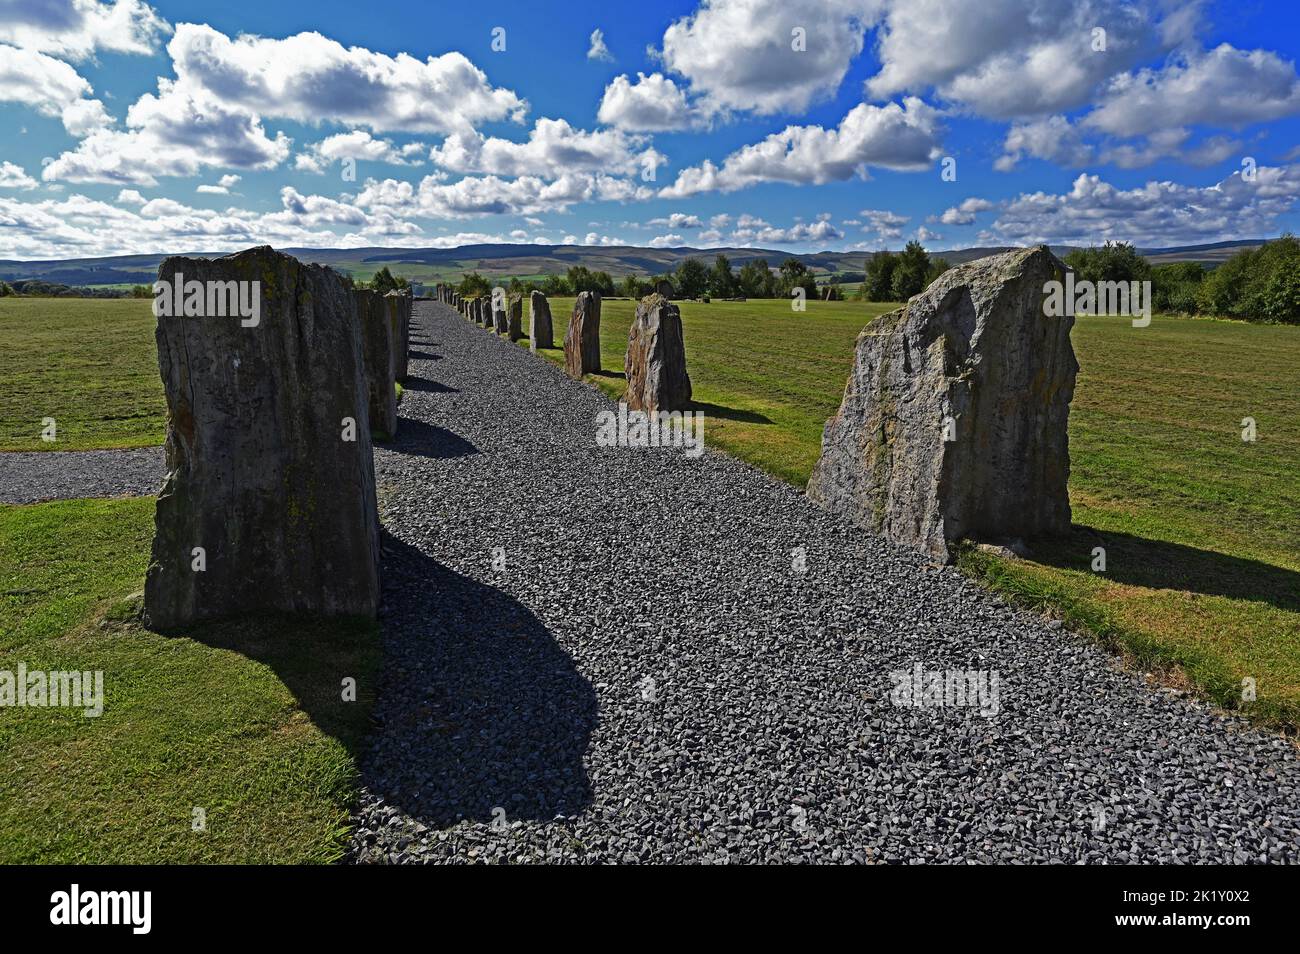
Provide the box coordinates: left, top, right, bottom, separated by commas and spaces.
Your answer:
1064, 237, 1299, 324
455, 255, 823, 301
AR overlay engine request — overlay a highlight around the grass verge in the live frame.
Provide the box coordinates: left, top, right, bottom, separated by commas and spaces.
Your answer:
0, 497, 379, 862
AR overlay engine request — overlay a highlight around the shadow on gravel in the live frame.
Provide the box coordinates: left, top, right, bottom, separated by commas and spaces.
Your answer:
387, 419, 479, 459
1035, 527, 1300, 613
690, 400, 773, 425
401, 376, 459, 394
370, 530, 596, 826
409, 350, 442, 360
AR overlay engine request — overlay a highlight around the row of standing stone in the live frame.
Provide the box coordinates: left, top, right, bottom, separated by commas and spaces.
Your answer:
142, 246, 411, 630
431, 283, 691, 414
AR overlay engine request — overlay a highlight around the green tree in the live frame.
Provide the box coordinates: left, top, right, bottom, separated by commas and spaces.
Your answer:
457, 271, 492, 298
1063, 242, 1153, 286
675, 257, 709, 298
777, 257, 817, 300
888, 241, 931, 300
708, 254, 736, 298
370, 266, 399, 294
863, 251, 898, 301
925, 257, 951, 285
0, 280, 16, 297
540, 273, 572, 296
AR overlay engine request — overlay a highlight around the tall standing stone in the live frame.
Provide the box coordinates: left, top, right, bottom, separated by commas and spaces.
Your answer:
529, 290, 553, 350
493, 294, 508, 335
624, 294, 692, 412
143, 246, 380, 630
507, 295, 524, 342
564, 291, 601, 377
356, 288, 397, 439
806, 246, 1078, 562
385, 290, 410, 382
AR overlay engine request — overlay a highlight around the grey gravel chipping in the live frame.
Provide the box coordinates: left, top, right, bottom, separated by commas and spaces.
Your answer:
0, 447, 164, 504
349, 301, 1300, 865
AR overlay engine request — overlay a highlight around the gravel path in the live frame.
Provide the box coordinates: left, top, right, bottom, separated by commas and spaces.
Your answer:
352, 302, 1300, 864
0, 447, 164, 504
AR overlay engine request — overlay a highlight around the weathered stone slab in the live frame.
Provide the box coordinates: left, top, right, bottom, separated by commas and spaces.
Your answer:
356, 288, 397, 439
143, 245, 380, 630
564, 291, 601, 377
806, 245, 1077, 562
623, 294, 692, 413
529, 290, 553, 350
507, 295, 524, 342
385, 290, 410, 381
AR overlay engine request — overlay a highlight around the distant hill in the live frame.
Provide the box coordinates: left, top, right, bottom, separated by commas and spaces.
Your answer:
0, 239, 1271, 287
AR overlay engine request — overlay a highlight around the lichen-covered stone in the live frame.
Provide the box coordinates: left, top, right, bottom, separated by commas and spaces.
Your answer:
807, 246, 1077, 562
143, 246, 380, 630
529, 291, 553, 350
624, 294, 692, 412
564, 291, 601, 377
357, 288, 397, 438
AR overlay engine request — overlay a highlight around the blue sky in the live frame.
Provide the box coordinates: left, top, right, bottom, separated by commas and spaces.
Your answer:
1, 0, 1299, 259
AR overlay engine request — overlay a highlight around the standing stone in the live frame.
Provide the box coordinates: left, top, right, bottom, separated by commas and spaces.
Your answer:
507, 295, 524, 342
385, 290, 410, 381
564, 291, 601, 377
143, 246, 380, 630
529, 290, 553, 350
493, 294, 508, 335
356, 288, 397, 439
807, 245, 1078, 562
624, 294, 692, 412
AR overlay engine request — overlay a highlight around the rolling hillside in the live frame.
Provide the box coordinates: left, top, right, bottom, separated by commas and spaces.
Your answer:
0, 239, 1270, 288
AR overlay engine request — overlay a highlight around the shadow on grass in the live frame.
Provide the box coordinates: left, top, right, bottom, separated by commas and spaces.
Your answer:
166, 612, 379, 757
369, 530, 596, 825
386, 418, 477, 459
689, 400, 774, 425
1029, 526, 1300, 614
592, 369, 626, 381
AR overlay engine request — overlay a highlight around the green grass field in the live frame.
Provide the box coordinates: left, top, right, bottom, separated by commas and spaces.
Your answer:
3, 293, 1298, 730
0, 298, 164, 451
0, 497, 378, 862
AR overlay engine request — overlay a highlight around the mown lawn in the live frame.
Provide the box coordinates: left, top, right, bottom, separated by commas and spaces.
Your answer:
0, 498, 378, 862
531, 297, 1300, 728
0, 298, 164, 451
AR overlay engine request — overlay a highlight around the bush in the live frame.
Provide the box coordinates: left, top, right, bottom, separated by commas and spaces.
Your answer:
1151, 262, 1205, 314
1200, 235, 1300, 324
0, 281, 13, 297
